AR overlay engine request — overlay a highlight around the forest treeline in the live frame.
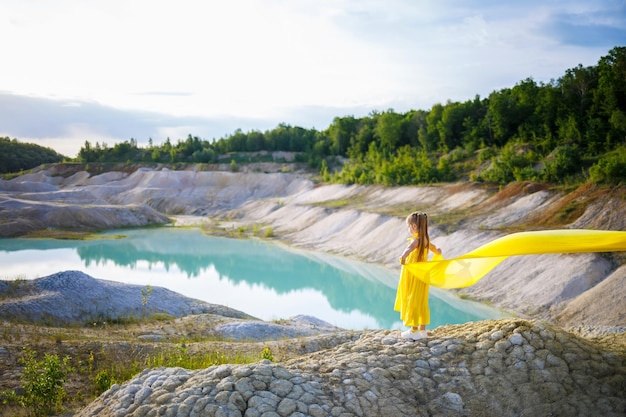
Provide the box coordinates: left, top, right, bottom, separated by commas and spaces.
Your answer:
3, 46, 626, 185
0, 137, 65, 174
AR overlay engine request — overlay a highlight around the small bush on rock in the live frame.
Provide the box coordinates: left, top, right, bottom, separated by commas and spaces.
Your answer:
261, 346, 274, 362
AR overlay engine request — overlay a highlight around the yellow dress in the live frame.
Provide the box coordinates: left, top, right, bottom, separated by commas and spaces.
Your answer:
394, 237, 430, 327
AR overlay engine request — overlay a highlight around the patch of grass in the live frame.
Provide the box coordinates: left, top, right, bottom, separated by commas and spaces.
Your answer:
430, 209, 475, 233
315, 199, 351, 208
369, 202, 418, 218
22, 229, 127, 240
83, 340, 262, 399
85, 312, 175, 328
200, 220, 278, 240
555, 201, 585, 223
311, 193, 370, 211
0, 276, 32, 299
529, 183, 597, 228
146, 342, 256, 369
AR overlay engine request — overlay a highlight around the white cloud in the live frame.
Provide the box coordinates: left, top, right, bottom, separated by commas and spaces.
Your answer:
2, 0, 399, 114
0, 0, 624, 155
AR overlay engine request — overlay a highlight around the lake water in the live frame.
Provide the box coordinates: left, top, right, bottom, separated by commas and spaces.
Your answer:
0, 228, 507, 330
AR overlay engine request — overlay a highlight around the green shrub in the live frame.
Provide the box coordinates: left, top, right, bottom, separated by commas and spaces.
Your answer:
477, 147, 496, 163
541, 145, 582, 182
94, 370, 114, 395
261, 347, 274, 362
2, 348, 73, 417
479, 142, 539, 184
589, 146, 626, 184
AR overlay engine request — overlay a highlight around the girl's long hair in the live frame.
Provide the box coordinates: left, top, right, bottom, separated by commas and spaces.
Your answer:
407, 211, 430, 262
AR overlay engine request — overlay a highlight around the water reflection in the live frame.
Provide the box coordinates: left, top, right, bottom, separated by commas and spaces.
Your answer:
0, 228, 506, 329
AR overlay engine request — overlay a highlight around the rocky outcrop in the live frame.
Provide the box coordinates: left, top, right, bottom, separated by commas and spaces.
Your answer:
0, 271, 343, 341
0, 167, 312, 237
0, 271, 247, 324
77, 319, 626, 417
1, 201, 169, 237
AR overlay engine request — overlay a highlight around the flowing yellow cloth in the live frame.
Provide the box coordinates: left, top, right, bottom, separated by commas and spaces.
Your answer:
403, 229, 626, 289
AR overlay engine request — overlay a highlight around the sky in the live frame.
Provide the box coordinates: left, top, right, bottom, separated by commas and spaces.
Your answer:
1, 0, 625, 158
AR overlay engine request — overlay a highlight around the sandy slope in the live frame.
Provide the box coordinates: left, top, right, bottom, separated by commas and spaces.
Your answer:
1, 165, 624, 335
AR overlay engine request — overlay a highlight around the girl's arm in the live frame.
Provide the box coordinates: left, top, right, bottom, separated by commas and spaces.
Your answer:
429, 242, 442, 255
400, 239, 419, 265
401, 239, 443, 264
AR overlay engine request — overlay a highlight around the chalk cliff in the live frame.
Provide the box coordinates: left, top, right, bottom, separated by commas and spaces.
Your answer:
2, 164, 623, 333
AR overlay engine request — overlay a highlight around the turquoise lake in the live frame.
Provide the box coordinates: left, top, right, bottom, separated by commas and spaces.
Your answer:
0, 228, 507, 330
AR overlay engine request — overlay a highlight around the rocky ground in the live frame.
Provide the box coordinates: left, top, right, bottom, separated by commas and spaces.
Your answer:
78, 319, 626, 417
1, 163, 625, 416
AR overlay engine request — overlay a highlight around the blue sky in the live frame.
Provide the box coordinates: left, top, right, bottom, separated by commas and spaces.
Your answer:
1, 0, 625, 157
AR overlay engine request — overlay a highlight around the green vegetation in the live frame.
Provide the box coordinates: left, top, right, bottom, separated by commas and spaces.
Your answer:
199, 221, 277, 240
1, 331, 265, 416
0, 276, 31, 300
107, 341, 258, 388
39, 46, 622, 187
0, 137, 66, 174
1, 348, 73, 417
22, 229, 127, 240
261, 346, 274, 362
140, 284, 153, 319
0, 280, 278, 416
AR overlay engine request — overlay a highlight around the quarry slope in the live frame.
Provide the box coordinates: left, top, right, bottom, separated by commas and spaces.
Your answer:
1, 164, 624, 333
1, 164, 626, 417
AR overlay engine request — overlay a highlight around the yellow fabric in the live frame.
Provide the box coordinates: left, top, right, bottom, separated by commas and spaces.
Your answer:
393, 236, 434, 327
403, 229, 626, 289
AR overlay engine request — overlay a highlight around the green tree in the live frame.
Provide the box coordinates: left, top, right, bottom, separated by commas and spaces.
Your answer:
588, 46, 626, 153
246, 130, 266, 152
374, 110, 404, 153
437, 101, 469, 151
347, 120, 375, 158
327, 116, 358, 156
559, 64, 597, 119
557, 115, 583, 145
423, 104, 443, 151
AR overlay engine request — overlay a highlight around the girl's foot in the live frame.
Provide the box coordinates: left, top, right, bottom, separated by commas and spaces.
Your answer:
401, 329, 425, 340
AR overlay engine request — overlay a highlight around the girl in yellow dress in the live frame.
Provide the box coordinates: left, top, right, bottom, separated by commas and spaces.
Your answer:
394, 211, 442, 340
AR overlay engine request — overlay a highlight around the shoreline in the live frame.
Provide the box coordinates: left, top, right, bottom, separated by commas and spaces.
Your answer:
1, 166, 625, 335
